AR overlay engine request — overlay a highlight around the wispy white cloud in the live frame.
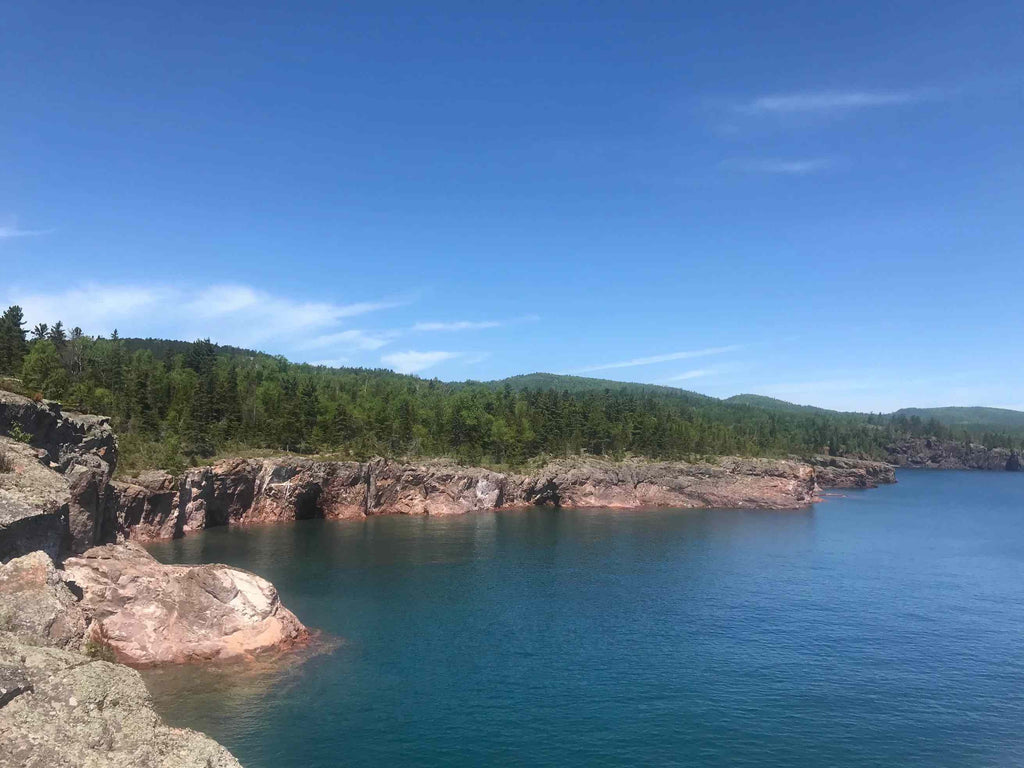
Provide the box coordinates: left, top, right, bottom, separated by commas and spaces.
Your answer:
381, 350, 461, 374
301, 329, 398, 352
660, 368, 718, 383
413, 320, 502, 332
412, 314, 539, 332
737, 89, 937, 115
5, 282, 405, 358
724, 158, 835, 175
569, 345, 740, 374
0, 223, 51, 239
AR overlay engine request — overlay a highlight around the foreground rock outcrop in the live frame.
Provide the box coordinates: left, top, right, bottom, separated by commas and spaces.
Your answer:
0, 391, 118, 555
0, 632, 241, 768
0, 437, 72, 562
0, 393, 315, 766
0, 551, 86, 651
65, 542, 308, 666
886, 439, 1022, 471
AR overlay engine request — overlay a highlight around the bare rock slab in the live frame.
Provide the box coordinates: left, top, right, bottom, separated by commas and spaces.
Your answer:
0, 551, 85, 650
0, 631, 241, 767
0, 437, 71, 563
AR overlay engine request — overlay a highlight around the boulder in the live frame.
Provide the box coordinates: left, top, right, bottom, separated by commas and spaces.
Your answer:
0, 631, 241, 767
64, 542, 308, 666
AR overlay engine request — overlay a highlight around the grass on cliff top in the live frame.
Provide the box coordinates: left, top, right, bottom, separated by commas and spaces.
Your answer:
115, 436, 730, 480
0, 378, 33, 399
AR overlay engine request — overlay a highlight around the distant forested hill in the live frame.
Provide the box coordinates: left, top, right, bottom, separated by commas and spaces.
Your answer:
892, 406, 1024, 430
122, 337, 270, 361
0, 307, 1020, 474
723, 394, 847, 416
484, 373, 716, 402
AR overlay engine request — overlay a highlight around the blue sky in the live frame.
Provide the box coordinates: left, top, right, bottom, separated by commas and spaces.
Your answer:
2, 1, 1022, 412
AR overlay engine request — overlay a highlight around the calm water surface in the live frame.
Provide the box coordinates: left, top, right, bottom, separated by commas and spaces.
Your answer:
144, 471, 1024, 767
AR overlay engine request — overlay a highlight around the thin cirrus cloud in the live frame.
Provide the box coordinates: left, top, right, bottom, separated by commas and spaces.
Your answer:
660, 368, 718, 383
412, 314, 539, 332
569, 345, 741, 374
301, 329, 399, 352
381, 350, 462, 374
724, 158, 835, 175
413, 320, 502, 332
735, 88, 942, 116
0, 224, 51, 238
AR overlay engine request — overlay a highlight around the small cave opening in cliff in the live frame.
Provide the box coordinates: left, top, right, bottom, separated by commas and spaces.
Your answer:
294, 485, 323, 520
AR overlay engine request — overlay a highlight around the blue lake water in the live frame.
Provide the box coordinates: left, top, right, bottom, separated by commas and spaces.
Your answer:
144, 471, 1024, 767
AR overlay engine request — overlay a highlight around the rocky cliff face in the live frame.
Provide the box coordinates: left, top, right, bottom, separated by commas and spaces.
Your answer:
0, 391, 118, 555
885, 439, 1021, 471
0, 393, 311, 668
809, 456, 898, 488
105, 453, 899, 541
0, 437, 72, 563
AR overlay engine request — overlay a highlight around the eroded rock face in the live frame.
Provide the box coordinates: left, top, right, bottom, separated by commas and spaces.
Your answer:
0, 437, 71, 562
64, 542, 308, 666
0, 551, 85, 650
523, 456, 820, 509
0, 392, 118, 555
0, 631, 241, 768
110, 454, 844, 540
886, 439, 1021, 471
108, 471, 183, 541
0, 390, 117, 476
809, 456, 898, 488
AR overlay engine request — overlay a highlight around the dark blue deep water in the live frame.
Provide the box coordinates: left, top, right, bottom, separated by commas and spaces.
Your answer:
144, 471, 1024, 767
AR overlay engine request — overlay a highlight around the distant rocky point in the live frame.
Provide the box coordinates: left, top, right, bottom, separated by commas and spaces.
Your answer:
886, 438, 1021, 471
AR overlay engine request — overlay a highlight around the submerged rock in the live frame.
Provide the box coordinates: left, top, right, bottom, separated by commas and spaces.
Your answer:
0, 631, 241, 767
64, 542, 308, 666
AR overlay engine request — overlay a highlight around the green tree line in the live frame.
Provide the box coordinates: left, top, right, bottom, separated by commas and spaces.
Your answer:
0, 306, 1018, 474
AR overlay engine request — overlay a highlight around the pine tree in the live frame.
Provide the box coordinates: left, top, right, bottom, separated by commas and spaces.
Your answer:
47, 321, 67, 347
0, 305, 28, 374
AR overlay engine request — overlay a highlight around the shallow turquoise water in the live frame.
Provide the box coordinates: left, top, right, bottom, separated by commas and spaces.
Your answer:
144, 471, 1024, 767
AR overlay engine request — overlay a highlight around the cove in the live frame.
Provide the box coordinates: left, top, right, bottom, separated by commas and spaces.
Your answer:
143, 471, 1024, 768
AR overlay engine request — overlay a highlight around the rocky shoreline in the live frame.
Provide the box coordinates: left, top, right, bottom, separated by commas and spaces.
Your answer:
0, 393, 308, 766
107, 452, 897, 542
5, 388, 1018, 766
